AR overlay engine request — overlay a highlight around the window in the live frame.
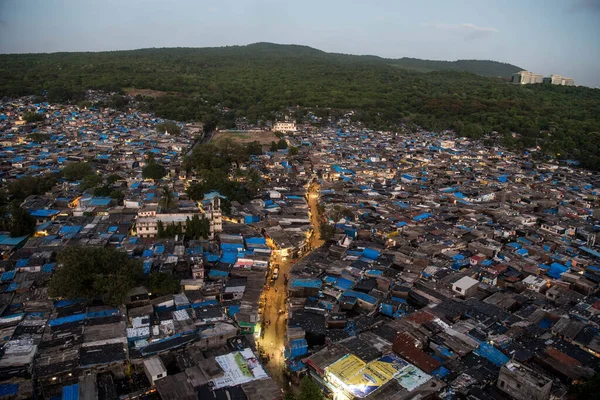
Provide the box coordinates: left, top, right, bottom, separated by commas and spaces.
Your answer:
516, 383, 521, 389
456, 287, 462, 292
156, 374, 163, 379
500, 380, 505, 388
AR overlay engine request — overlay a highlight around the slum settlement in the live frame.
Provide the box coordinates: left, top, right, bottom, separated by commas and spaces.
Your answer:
0, 96, 600, 400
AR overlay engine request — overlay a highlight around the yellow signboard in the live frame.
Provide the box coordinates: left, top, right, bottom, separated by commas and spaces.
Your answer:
326, 353, 409, 398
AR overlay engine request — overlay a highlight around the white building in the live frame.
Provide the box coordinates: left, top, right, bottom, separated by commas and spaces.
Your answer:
452, 276, 479, 297
512, 70, 544, 85
273, 121, 297, 133
201, 192, 225, 240
543, 74, 575, 86
440, 140, 455, 149
136, 192, 224, 239
143, 357, 167, 384
136, 213, 195, 238
497, 361, 552, 400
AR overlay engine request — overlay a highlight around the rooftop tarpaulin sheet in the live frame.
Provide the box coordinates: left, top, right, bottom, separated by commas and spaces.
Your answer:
62, 383, 79, 400
245, 237, 267, 245
334, 278, 355, 291
29, 209, 60, 217
0, 384, 19, 397
363, 248, 380, 260
290, 278, 322, 289
49, 313, 86, 327
548, 262, 569, 279
413, 213, 433, 222
473, 342, 509, 366
343, 290, 377, 305
0, 270, 16, 281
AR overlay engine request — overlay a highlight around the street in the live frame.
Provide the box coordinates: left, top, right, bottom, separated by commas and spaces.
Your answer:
257, 181, 323, 387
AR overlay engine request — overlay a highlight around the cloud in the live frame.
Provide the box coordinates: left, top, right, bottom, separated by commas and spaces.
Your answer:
568, 0, 600, 13
430, 23, 498, 40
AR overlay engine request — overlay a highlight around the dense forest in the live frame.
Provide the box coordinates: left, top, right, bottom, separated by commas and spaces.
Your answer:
387, 58, 522, 77
1, 42, 599, 169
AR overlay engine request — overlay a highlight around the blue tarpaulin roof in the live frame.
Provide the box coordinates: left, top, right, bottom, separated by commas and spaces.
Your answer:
0, 384, 19, 397
548, 262, 569, 279
580, 246, 600, 259
413, 213, 433, 222
42, 263, 56, 272
245, 237, 266, 245
49, 313, 86, 327
333, 277, 355, 291
29, 209, 60, 218
363, 248, 380, 260
209, 269, 229, 278
342, 290, 377, 304
0, 235, 28, 246
516, 248, 529, 256
62, 383, 79, 400
143, 261, 152, 274
227, 305, 240, 317
290, 278, 322, 289
474, 342, 509, 366
0, 270, 16, 281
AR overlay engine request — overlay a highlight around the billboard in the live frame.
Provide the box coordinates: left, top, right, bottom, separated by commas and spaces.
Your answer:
326, 353, 409, 398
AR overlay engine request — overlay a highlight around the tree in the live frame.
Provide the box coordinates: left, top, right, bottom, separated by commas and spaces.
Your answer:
142, 162, 167, 180
147, 272, 180, 296
7, 174, 57, 201
28, 132, 50, 142
319, 222, 335, 241
48, 247, 144, 306
298, 377, 323, 400
23, 112, 44, 123
277, 139, 288, 149
110, 190, 124, 201
160, 185, 174, 209
107, 174, 121, 185
109, 95, 129, 110
81, 174, 103, 190
8, 204, 36, 237
156, 220, 165, 238
288, 146, 299, 156
270, 141, 278, 152
156, 121, 181, 135
62, 162, 92, 181
203, 118, 218, 135
246, 141, 263, 156
93, 185, 111, 197
0, 192, 8, 233
569, 373, 600, 399
245, 168, 263, 195
220, 198, 232, 215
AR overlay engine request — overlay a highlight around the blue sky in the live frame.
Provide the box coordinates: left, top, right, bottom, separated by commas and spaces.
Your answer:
1, 0, 599, 86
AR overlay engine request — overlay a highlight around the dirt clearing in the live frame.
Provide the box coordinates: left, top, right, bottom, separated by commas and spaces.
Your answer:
211, 130, 279, 146
124, 88, 172, 97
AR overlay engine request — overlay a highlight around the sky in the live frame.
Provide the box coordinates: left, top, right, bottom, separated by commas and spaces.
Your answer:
0, 0, 599, 87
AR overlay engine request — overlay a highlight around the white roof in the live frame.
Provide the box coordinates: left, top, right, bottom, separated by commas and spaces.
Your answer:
453, 276, 479, 289
143, 356, 166, 376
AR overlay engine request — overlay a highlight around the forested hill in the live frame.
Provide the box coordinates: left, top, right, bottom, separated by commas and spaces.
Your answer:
387, 58, 522, 77
1, 42, 599, 169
